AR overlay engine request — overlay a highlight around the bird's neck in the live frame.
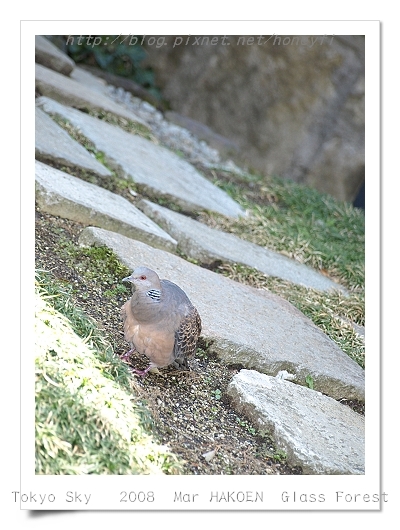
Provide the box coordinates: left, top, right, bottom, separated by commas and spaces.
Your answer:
146, 289, 161, 301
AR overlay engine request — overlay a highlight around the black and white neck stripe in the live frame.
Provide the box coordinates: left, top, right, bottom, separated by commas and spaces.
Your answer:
146, 289, 161, 301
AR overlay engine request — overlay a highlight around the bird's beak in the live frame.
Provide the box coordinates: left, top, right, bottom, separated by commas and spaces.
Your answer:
122, 275, 132, 283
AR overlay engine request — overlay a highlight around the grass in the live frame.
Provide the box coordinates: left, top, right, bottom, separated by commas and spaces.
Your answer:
203, 171, 365, 290
56, 242, 131, 288
35, 269, 184, 475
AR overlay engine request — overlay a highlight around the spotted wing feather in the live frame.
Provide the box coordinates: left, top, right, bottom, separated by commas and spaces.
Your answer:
173, 306, 202, 369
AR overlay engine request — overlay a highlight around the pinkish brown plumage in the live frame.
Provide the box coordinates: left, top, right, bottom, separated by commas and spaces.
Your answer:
121, 267, 201, 376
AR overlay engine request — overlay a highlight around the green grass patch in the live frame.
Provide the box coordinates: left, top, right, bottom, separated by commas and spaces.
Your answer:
55, 242, 131, 290
206, 172, 365, 290
36, 269, 131, 389
35, 270, 183, 474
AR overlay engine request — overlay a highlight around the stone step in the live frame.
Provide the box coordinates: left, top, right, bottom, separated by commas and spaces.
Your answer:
35, 161, 177, 253
35, 107, 112, 178
227, 369, 364, 474
35, 35, 75, 76
35, 63, 147, 127
36, 96, 246, 218
78, 226, 364, 402
69, 66, 111, 95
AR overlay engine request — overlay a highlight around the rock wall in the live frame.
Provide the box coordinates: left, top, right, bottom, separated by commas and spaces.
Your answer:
144, 35, 365, 202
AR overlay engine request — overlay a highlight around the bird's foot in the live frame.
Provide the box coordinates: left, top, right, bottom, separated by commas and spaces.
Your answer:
131, 365, 152, 377
120, 348, 135, 360
131, 365, 161, 377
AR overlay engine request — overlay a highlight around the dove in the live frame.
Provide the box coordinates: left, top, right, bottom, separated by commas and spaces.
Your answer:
121, 266, 201, 376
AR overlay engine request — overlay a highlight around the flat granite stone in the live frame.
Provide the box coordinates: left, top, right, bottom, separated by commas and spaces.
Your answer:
137, 199, 347, 293
35, 64, 147, 127
70, 66, 110, 95
35, 161, 177, 253
36, 96, 245, 219
35, 107, 112, 178
227, 370, 365, 475
35, 35, 75, 75
78, 227, 365, 401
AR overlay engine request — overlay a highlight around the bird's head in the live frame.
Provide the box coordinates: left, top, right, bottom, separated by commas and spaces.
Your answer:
122, 266, 161, 292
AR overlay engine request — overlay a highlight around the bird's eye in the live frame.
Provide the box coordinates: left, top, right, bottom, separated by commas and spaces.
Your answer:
140, 275, 147, 280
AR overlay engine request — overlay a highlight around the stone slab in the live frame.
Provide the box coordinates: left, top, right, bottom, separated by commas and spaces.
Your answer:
35, 35, 75, 75
36, 96, 246, 219
35, 107, 112, 178
78, 227, 365, 401
227, 370, 365, 474
137, 199, 347, 293
35, 161, 177, 253
70, 66, 110, 95
35, 64, 147, 127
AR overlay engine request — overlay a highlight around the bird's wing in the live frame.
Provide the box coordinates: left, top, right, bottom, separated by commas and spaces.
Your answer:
173, 306, 202, 368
